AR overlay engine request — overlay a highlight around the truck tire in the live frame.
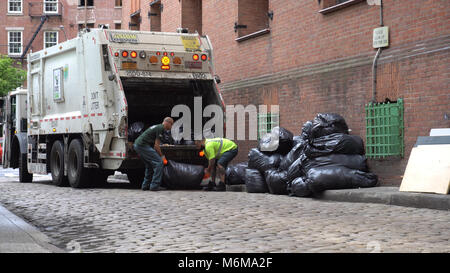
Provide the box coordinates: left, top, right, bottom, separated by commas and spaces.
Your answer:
126, 169, 145, 189
50, 141, 69, 187
67, 139, 89, 188
19, 153, 33, 183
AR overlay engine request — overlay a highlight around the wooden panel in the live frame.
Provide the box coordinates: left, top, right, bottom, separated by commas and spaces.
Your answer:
400, 145, 450, 194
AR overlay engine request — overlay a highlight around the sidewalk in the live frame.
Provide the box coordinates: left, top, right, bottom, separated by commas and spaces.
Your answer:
227, 185, 450, 211
0, 205, 64, 253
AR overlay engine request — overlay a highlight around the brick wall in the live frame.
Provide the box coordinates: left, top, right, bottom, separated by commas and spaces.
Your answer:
181, 0, 202, 34
201, 0, 450, 185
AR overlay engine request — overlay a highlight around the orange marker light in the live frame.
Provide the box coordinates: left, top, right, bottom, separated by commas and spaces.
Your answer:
130, 51, 137, 58
114, 52, 119, 57
193, 54, 199, 61
201, 54, 207, 61
122, 51, 128, 58
173, 57, 182, 65
163, 158, 168, 165
199, 151, 205, 157
161, 65, 170, 70
149, 56, 158, 64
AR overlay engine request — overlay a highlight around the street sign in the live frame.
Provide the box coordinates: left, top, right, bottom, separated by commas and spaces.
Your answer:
373, 26, 389, 48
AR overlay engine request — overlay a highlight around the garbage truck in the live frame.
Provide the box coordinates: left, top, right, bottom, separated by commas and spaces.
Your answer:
2, 29, 225, 188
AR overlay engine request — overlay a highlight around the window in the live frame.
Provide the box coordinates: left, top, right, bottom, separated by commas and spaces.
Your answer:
44, 0, 58, 13
181, 0, 202, 34
8, 31, 22, 56
115, 0, 122, 7
79, 0, 94, 7
8, 0, 22, 13
319, 0, 364, 14
115, 23, 121, 30
258, 112, 279, 140
44, 31, 58, 48
149, 1, 162, 32
365, 99, 404, 158
236, 0, 270, 41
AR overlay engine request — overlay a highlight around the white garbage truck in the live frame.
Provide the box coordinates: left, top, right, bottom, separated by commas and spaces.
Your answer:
2, 29, 224, 188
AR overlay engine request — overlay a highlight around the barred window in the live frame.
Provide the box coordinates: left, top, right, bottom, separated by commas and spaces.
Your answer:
236, 0, 270, 40
79, 0, 94, 7
44, 0, 58, 13
44, 31, 58, 48
8, 31, 22, 55
8, 0, 22, 13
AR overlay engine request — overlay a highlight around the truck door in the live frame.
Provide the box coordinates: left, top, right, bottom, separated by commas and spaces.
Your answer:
2, 94, 15, 168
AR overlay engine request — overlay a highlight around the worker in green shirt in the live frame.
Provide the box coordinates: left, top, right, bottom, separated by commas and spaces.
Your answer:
133, 117, 174, 191
195, 137, 238, 191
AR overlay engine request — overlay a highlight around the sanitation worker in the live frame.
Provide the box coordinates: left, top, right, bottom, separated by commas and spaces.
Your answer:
195, 137, 238, 191
133, 117, 174, 191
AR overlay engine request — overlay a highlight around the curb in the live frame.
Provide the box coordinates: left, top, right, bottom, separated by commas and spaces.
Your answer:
226, 185, 450, 211
0, 205, 65, 253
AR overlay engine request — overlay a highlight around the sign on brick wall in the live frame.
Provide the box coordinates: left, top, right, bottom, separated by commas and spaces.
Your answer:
373, 26, 389, 48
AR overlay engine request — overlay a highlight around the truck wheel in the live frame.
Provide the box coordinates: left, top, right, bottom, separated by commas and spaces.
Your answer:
126, 169, 145, 189
19, 153, 33, 183
67, 139, 89, 188
50, 141, 68, 187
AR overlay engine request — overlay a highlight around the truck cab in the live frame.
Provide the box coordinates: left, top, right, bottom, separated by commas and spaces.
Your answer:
2, 88, 32, 182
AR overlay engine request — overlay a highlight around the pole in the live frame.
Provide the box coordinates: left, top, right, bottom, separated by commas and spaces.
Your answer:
84, 0, 87, 29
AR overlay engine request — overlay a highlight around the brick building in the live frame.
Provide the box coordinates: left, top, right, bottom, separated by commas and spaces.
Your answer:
0, 0, 123, 65
121, 0, 449, 186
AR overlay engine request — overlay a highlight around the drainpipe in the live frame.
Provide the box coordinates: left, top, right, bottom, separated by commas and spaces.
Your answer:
371, 0, 383, 103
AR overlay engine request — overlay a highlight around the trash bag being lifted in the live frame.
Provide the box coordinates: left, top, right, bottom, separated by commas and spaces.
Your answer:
302, 154, 368, 174
301, 120, 313, 141
311, 113, 349, 138
128, 121, 145, 142
248, 148, 281, 172
258, 127, 294, 155
264, 169, 289, 195
163, 160, 205, 190
288, 177, 312, 197
245, 168, 269, 193
304, 133, 365, 158
226, 162, 248, 185
306, 166, 378, 193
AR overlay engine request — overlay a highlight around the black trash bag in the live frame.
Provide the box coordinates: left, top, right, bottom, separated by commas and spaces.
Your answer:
311, 113, 349, 138
248, 148, 281, 172
258, 127, 294, 155
302, 154, 368, 174
288, 177, 312, 197
161, 130, 175, 145
226, 162, 248, 185
301, 120, 314, 141
163, 160, 205, 190
304, 133, 365, 158
128, 121, 145, 142
293, 135, 303, 146
279, 141, 306, 170
287, 155, 306, 182
245, 168, 269, 193
306, 166, 378, 193
264, 169, 289, 195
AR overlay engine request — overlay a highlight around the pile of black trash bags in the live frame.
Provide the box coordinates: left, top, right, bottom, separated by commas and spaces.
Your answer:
226, 113, 378, 197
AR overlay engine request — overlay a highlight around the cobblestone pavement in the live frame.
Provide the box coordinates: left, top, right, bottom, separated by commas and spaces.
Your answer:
0, 171, 448, 253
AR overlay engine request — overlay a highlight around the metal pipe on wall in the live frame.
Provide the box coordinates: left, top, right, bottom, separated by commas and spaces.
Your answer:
371, 0, 384, 103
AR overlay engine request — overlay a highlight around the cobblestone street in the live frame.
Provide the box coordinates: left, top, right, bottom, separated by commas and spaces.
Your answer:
0, 171, 448, 253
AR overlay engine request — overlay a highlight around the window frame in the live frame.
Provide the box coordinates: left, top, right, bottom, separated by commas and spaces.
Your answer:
78, 0, 94, 7
43, 0, 59, 14
319, 0, 364, 14
7, 31, 23, 56
8, 0, 23, 14
44, 31, 58, 49
115, 0, 122, 7
236, 0, 271, 42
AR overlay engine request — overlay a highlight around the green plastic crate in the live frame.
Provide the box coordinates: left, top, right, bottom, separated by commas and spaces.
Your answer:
365, 99, 404, 158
